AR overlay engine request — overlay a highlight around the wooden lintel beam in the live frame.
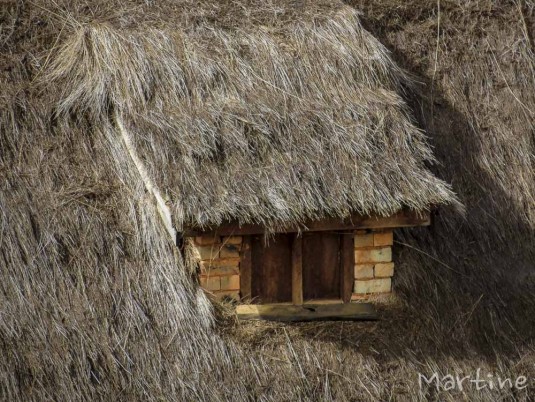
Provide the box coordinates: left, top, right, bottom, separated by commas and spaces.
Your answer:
236, 303, 377, 322
184, 209, 430, 237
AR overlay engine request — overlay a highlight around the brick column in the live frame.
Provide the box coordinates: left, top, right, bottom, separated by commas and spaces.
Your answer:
352, 229, 395, 298
191, 235, 242, 301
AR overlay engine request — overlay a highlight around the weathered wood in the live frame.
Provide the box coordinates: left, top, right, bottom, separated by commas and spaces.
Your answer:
341, 232, 354, 303
184, 209, 430, 237
291, 234, 303, 305
303, 299, 343, 305
239, 236, 252, 302
251, 234, 293, 303
236, 303, 377, 322
302, 232, 341, 301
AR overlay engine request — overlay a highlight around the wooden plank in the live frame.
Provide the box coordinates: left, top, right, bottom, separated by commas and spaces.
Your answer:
239, 236, 252, 302
184, 209, 430, 237
303, 299, 343, 305
251, 234, 293, 303
302, 232, 341, 301
236, 303, 377, 322
341, 232, 354, 303
291, 234, 303, 305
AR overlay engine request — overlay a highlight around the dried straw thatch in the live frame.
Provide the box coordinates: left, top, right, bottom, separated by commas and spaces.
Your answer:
37, 0, 457, 230
2, 0, 458, 399
2, 0, 534, 401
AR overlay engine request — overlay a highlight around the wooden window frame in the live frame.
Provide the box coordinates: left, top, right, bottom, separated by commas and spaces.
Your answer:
240, 230, 355, 305
234, 211, 430, 307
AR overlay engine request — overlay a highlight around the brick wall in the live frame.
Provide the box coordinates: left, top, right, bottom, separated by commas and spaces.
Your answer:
352, 229, 395, 298
192, 235, 242, 301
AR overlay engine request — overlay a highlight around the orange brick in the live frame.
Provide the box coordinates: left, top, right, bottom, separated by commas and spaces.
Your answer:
374, 231, 393, 247
355, 247, 391, 263
354, 233, 374, 248
220, 275, 240, 290
200, 258, 240, 269
354, 264, 374, 279
202, 265, 240, 276
195, 236, 220, 246
222, 236, 243, 245
374, 262, 394, 277
204, 276, 221, 291
220, 244, 240, 258
196, 245, 220, 261
354, 278, 391, 294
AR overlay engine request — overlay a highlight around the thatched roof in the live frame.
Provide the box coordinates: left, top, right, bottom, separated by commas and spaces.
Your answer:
27, 0, 458, 232
2, 1, 534, 400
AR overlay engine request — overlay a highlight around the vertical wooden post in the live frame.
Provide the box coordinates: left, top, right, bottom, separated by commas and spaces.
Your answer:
341, 232, 354, 303
292, 234, 303, 305
240, 236, 252, 302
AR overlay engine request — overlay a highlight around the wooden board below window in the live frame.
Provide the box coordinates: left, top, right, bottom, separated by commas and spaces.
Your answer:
236, 303, 377, 321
